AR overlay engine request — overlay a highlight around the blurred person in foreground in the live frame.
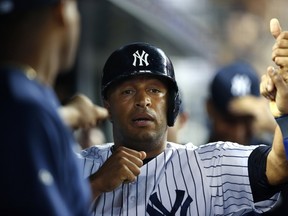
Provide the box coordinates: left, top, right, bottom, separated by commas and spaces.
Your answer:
0, 0, 107, 215
206, 61, 276, 145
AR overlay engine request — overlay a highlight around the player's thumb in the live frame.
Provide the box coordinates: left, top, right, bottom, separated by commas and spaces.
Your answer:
270, 18, 282, 39
95, 106, 109, 120
140, 151, 147, 160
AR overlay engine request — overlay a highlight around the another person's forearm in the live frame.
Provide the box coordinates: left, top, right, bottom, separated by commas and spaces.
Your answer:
267, 126, 288, 185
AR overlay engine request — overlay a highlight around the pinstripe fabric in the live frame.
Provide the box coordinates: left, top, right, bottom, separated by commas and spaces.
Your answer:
79, 142, 279, 216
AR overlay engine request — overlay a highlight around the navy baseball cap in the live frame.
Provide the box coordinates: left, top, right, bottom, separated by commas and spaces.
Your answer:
0, 0, 59, 14
210, 61, 260, 115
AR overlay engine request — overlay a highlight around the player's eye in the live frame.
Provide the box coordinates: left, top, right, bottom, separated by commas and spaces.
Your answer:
121, 89, 134, 95
150, 88, 161, 93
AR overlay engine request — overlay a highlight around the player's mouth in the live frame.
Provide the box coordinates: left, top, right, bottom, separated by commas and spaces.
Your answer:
132, 114, 154, 127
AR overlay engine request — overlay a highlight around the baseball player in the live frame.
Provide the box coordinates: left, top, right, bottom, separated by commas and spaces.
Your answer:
79, 38, 288, 215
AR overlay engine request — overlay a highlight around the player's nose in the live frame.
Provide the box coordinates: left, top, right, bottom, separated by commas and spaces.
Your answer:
135, 91, 151, 108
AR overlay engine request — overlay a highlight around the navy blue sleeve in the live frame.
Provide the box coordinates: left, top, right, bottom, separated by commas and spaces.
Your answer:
0, 103, 91, 215
248, 146, 286, 202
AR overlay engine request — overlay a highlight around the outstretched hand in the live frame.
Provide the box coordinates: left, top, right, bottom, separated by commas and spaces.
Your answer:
59, 94, 108, 129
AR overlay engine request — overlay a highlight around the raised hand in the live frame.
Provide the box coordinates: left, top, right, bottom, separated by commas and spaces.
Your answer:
270, 18, 288, 70
262, 19, 288, 117
260, 67, 288, 117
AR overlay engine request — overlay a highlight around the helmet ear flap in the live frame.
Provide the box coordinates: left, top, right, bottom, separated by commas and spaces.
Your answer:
167, 91, 181, 127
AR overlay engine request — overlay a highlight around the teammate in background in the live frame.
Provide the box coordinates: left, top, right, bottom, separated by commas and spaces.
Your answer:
167, 99, 189, 143
79, 41, 288, 215
206, 61, 276, 145
0, 0, 106, 215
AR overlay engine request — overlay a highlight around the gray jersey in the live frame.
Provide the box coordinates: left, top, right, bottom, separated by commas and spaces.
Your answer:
79, 142, 279, 216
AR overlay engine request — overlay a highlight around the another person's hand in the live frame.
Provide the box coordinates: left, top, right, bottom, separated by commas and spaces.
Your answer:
270, 18, 288, 70
261, 66, 288, 185
59, 94, 108, 129
89, 146, 146, 199
261, 67, 288, 118
262, 19, 288, 117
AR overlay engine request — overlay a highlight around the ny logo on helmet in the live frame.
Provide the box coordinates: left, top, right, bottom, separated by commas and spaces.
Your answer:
132, 50, 149, 66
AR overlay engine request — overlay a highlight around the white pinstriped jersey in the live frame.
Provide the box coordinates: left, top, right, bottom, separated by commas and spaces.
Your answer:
79, 142, 280, 216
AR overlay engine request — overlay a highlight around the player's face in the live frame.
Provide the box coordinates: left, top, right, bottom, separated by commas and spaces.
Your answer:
60, 0, 81, 71
105, 75, 169, 152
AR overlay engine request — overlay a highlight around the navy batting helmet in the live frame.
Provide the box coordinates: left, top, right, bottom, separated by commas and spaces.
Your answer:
101, 42, 181, 126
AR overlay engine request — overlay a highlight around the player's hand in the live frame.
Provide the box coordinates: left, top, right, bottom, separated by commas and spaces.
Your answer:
260, 67, 288, 117
229, 96, 276, 133
262, 19, 288, 186
89, 146, 146, 199
263, 19, 288, 117
59, 94, 108, 129
261, 67, 288, 185
270, 18, 288, 70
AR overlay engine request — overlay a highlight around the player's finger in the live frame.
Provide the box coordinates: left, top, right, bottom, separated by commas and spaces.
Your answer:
270, 18, 282, 39
122, 165, 141, 183
268, 67, 287, 94
274, 57, 288, 69
115, 157, 143, 183
94, 105, 109, 120
110, 151, 145, 183
114, 146, 147, 161
122, 171, 137, 184
260, 68, 276, 100
272, 36, 288, 63
268, 68, 288, 115
272, 38, 288, 52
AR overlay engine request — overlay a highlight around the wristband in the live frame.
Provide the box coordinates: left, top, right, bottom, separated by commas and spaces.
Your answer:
275, 114, 288, 159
